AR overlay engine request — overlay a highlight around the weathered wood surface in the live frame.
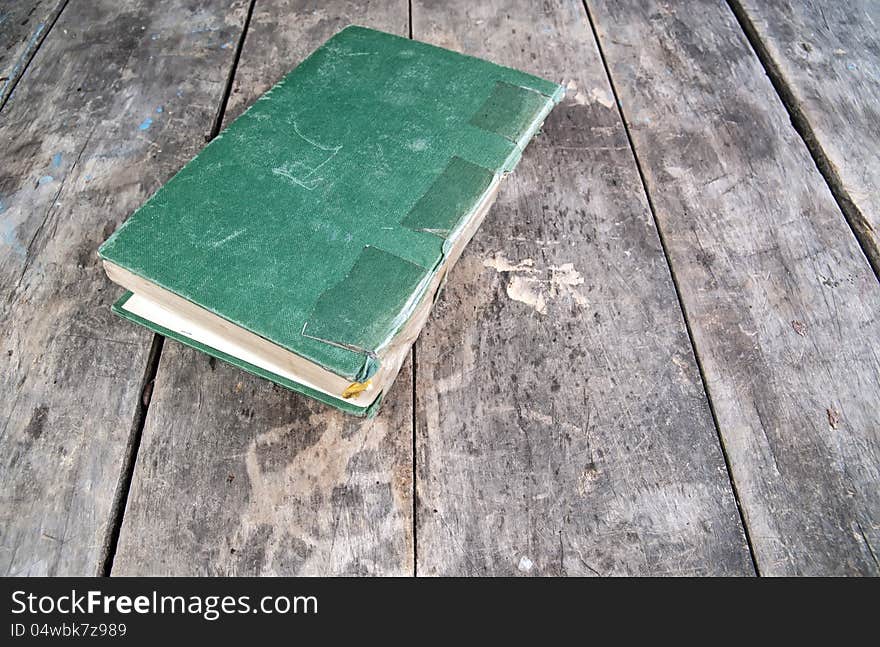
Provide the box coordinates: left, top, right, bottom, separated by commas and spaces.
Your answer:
587, 0, 880, 575
0, 0, 249, 576
730, 0, 880, 277
112, 1, 415, 576
0, 0, 67, 110
411, 0, 753, 576
6, 0, 879, 578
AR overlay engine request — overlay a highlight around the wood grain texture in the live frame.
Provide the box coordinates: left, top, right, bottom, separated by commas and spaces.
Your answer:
0, 0, 67, 110
730, 0, 880, 277
112, 0, 414, 576
588, 0, 880, 575
113, 355, 415, 576
0, 0, 249, 576
411, 0, 753, 576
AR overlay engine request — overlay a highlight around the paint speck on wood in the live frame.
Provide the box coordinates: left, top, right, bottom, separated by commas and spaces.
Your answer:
827, 408, 841, 430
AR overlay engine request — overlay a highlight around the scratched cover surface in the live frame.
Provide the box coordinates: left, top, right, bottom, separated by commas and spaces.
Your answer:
100, 26, 563, 382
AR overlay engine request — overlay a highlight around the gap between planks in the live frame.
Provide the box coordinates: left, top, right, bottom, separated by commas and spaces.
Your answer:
580, 0, 760, 575
99, 0, 260, 577
0, 0, 70, 113
99, 335, 164, 575
407, 0, 418, 578
725, 0, 880, 283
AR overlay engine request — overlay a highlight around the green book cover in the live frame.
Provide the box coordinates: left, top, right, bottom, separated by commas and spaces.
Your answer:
99, 25, 563, 415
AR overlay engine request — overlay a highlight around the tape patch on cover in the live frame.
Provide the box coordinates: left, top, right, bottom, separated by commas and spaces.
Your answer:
400, 156, 494, 239
302, 245, 430, 358
469, 81, 551, 143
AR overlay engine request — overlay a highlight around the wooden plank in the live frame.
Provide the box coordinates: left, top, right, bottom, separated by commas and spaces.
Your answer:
729, 0, 880, 277
112, 1, 414, 576
587, 0, 880, 574
0, 0, 67, 110
411, 0, 753, 576
0, 0, 249, 576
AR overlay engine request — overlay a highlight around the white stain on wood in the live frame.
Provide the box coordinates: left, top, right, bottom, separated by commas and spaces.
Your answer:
506, 274, 548, 314
483, 251, 588, 314
563, 78, 613, 107
482, 251, 537, 273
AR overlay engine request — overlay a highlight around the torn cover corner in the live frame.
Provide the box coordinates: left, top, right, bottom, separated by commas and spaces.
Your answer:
357, 353, 381, 382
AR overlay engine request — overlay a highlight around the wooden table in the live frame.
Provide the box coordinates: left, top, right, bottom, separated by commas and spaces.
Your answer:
2, 0, 878, 576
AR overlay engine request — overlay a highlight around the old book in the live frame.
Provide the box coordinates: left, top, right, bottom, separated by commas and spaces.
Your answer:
99, 25, 563, 416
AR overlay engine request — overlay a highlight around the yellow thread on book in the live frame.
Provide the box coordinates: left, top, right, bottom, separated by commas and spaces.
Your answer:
342, 379, 371, 399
